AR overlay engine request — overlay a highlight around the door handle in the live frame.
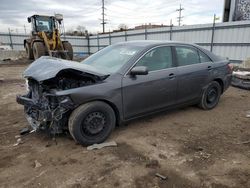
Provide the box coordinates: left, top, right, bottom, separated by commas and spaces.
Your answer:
168, 73, 175, 79
207, 66, 212, 71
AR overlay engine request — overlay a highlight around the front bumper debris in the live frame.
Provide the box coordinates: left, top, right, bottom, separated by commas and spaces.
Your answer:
16, 94, 75, 133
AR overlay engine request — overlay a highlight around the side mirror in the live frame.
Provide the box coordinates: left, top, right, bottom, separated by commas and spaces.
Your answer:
130, 66, 148, 76
27, 17, 31, 23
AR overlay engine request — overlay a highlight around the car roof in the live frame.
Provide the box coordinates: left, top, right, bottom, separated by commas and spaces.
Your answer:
115, 40, 224, 62
116, 40, 195, 47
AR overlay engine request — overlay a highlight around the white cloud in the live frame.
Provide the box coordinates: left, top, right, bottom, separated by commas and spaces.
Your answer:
0, 0, 224, 34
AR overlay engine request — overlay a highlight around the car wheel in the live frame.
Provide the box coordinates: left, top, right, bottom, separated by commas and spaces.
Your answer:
199, 81, 222, 110
68, 101, 116, 146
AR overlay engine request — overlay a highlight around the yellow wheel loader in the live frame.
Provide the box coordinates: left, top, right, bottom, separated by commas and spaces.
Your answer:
24, 14, 73, 60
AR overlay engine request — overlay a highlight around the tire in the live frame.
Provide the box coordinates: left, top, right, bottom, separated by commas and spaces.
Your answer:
33, 42, 46, 60
62, 42, 73, 60
199, 81, 222, 110
68, 101, 116, 146
25, 43, 34, 60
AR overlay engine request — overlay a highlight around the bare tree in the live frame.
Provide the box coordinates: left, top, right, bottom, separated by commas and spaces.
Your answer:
118, 24, 128, 31
76, 25, 86, 35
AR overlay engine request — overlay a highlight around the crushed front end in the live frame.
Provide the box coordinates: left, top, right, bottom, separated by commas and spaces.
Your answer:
16, 78, 75, 134
16, 69, 105, 134
16, 57, 109, 134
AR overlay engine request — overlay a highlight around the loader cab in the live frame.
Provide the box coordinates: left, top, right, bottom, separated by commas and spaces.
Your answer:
28, 15, 58, 34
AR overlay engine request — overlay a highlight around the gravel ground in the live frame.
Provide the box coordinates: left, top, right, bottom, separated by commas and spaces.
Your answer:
0, 59, 249, 188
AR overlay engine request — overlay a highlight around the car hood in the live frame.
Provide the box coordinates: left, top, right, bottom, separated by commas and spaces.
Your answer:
23, 56, 109, 82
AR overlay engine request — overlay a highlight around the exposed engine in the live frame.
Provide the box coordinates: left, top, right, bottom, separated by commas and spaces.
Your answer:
41, 69, 101, 91
17, 69, 106, 134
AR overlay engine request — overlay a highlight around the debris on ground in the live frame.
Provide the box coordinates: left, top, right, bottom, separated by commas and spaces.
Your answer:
145, 159, 160, 169
34, 160, 42, 168
15, 135, 21, 139
86, 141, 117, 150
13, 138, 24, 146
246, 111, 250, 118
155, 173, 168, 180
20, 127, 30, 135
194, 151, 211, 160
231, 71, 250, 90
236, 140, 250, 145
97, 176, 105, 182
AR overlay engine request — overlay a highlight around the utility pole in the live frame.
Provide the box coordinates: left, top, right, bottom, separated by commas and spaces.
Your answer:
176, 4, 184, 26
210, 14, 219, 52
101, 0, 107, 33
170, 19, 173, 40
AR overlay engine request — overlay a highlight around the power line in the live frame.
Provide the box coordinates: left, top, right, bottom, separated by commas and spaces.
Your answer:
176, 4, 184, 26
101, 0, 107, 33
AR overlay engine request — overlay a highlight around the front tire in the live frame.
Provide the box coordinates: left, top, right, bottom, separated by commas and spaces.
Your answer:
199, 81, 222, 110
68, 101, 116, 146
33, 42, 46, 60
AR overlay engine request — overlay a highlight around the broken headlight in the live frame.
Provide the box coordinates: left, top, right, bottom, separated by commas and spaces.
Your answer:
25, 79, 29, 92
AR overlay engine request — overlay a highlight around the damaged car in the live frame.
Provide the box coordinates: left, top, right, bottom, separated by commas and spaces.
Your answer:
17, 41, 232, 146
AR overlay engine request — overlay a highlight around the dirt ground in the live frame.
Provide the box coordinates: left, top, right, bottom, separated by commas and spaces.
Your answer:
0, 59, 250, 188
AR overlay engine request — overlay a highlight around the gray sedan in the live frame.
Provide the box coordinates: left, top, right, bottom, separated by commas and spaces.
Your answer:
17, 41, 232, 145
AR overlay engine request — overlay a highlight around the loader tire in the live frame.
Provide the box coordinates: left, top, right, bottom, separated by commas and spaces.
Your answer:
63, 42, 73, 60
33, 42, 46, 60
25, 43, 34, 60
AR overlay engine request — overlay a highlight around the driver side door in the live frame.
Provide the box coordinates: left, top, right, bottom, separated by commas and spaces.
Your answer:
122, 46, 178, 119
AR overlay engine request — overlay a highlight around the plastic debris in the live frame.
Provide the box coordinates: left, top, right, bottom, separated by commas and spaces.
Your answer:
13, 138, 24, 146
246, 111, 250, 118
87, 141, 117, 151
20, 127, 30, 135
155, 173, 168, 180
15, 135, 21, 139
34, 160, 42, 168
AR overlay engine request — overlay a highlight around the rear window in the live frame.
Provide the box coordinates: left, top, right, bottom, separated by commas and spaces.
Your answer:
199, 50, 212, 63
175, 46, 200, 66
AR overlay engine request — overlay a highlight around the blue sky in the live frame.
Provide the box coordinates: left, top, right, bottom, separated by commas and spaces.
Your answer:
0, 0, 224, 34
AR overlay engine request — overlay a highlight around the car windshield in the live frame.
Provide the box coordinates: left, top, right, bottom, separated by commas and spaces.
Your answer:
81, 44, 143, 74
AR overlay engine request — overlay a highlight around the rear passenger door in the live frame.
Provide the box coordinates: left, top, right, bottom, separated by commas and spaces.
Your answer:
174, 45, 213, 104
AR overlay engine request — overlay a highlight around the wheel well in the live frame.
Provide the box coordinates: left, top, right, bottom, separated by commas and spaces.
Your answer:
31, 40, 44, 48
214, 78, 224, 93
82, 99, 121, 126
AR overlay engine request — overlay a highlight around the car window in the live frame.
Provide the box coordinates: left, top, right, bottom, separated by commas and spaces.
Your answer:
199, 50, 212, 63
175, 46, 200, 66
82, 44, 143, 74
136, 46, 173, 72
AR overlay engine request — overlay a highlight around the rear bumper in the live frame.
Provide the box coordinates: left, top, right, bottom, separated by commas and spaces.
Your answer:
231, 76, 250, 90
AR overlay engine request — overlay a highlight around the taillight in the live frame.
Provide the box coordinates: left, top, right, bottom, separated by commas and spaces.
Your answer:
227, 63, 233, 73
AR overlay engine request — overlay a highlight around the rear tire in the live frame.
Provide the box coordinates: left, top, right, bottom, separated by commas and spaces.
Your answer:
25, 43, 34, 60
33, 42, 46, 60
68, 101, 116, 146
199, 81, 222, 110
62, 42, 73, 60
